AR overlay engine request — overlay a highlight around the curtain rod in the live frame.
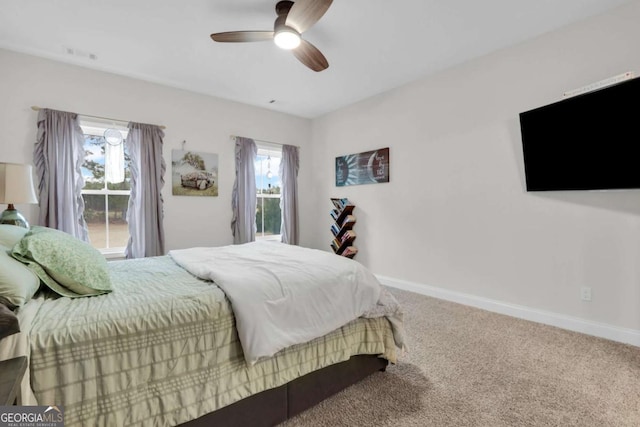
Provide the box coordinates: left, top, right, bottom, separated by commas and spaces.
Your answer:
230, 135, 299, 148
30, 106, 166, 130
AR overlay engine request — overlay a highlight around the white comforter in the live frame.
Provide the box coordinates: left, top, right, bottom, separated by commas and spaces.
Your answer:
168, 241, 382, 365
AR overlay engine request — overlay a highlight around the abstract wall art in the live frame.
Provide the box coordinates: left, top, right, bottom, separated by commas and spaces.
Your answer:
335, 147, 389, 187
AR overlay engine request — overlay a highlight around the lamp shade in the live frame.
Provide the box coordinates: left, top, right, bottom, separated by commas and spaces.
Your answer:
0, 163, 38, 205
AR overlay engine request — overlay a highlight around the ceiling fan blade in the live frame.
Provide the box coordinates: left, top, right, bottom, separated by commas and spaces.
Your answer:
292, 39, 329, 72
210, 31, 274, 43
285, 0, 333, 33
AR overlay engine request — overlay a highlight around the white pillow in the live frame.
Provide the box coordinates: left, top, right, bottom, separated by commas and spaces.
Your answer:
0, 224, 29, 248
0, 244, 40, 308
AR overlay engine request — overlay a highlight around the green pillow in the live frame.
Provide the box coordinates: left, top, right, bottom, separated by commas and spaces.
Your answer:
0, 244, 40, 308
11, 226, 112, 298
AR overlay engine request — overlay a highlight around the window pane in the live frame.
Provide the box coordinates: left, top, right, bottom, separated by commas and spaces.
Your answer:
82, 135, 105, 189
255, 153, 281, 195
256, 197, 281, 236
82, 194, 130, 250
82, 134, 131, 191
83, 194, 107, 248
108, 195, 130, 248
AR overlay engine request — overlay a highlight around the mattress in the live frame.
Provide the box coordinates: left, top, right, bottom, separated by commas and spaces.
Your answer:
20, 256, 397, 426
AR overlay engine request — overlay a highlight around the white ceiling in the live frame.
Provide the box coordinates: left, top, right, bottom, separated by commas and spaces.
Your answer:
0, 0, 633, 118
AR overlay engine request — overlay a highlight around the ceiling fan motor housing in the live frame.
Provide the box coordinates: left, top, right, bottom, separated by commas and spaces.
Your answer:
275, 0, 294, 17
274, 1, 297, 35
274, 15, 288, 32
274, 1, 300, 50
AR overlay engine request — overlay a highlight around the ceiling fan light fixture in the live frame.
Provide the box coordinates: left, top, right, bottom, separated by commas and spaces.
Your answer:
274, 27, 301, 50
209, 0, 331, 71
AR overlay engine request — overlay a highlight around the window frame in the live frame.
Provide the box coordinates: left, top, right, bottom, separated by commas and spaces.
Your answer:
255, 145, 282, 241
79, 119, 131, 256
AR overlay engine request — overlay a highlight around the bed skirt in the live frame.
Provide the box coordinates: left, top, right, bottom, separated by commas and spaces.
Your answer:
182, 354, 389, 427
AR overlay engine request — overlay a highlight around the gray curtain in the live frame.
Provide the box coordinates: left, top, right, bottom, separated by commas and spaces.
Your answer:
125, 122, 166, 258
231, 137, 257, 244
280, 144, 300, 245
34, 108, 89, 241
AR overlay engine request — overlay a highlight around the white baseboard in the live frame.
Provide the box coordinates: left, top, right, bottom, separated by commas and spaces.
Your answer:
377, 275, 640, 348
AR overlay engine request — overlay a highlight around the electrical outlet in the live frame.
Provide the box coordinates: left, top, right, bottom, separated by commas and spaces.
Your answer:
580, 287, 592, 301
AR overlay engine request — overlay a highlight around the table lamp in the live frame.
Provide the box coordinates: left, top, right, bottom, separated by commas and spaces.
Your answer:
0, 163, 38, 228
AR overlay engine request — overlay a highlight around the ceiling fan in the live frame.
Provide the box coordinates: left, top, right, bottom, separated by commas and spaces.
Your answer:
210, 0, 332, 72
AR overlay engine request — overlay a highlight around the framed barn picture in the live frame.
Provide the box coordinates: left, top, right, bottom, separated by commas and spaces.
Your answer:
171, 150, 219, 196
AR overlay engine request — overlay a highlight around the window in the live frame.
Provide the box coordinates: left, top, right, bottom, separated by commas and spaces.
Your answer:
80, 120, 130, 254
255, 146, 282, 240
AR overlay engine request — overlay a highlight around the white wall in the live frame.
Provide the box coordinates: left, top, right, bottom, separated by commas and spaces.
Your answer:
2, 2, 639, 338
309, 2, 640, 333
0, 48, 313, 250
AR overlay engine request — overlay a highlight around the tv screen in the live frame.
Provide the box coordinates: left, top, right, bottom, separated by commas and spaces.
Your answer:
519, 77, 640, 191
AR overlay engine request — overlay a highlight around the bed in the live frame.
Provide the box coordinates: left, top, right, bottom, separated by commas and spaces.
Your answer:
0, 225, 404, 427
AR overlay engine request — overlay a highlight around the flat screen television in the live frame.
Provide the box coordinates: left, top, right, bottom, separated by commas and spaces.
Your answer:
519, 77, 640, 191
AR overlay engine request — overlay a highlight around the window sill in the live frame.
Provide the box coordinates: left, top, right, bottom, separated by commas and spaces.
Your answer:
256, 235, 281, 242
100, 250, 126, 261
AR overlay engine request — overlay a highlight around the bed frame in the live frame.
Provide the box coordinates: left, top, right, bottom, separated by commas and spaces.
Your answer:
182, 355, 389, 427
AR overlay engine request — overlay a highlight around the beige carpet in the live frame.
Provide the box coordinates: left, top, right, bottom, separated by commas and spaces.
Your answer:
282, 287, 640, 427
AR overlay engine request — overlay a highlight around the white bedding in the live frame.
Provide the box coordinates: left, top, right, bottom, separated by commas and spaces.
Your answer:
168, 241, 383, 364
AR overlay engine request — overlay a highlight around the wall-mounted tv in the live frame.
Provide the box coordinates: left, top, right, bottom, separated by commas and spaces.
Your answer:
519, 77, 640, 191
